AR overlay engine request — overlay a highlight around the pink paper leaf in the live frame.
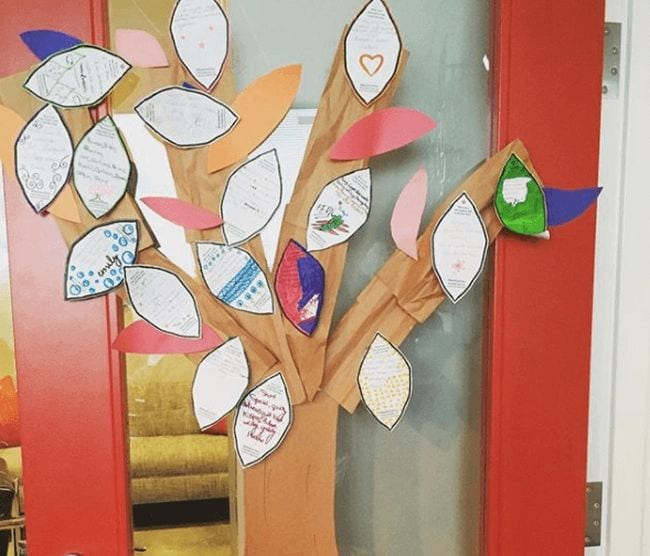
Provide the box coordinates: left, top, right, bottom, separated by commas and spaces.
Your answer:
115, 28, 169, 68
391, 167, 428, 260
140, 196, 223, 230
330, 107, 437, 161
112, 320, 223, 354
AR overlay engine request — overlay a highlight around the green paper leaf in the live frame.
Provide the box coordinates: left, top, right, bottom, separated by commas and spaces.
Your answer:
494, 154, 547, 235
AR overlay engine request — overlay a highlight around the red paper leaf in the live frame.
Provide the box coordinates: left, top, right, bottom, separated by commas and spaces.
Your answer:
390, 167, 428, 260
114, 28, 169, 68
112, 320, 223, 354
140, 196, 223, 230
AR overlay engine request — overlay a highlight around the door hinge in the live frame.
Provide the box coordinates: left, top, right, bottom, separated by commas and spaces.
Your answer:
585, 482, 603, 547
603, 22, 621, 98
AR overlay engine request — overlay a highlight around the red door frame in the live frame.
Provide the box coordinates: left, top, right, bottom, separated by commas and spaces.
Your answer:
1, 0, 603, 554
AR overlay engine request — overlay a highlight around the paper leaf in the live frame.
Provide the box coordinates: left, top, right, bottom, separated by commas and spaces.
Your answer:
192, 337, 250, 432
221, 150, 282, 245
0, 375, 20, 448
306, 168, 372, 252
20, 30, 82, 60
344, 0, 402, 106
114, 28, 169, 68
170, 0, 229, 91
494, 154, 547, 235
432, 192, 488, 303
330, 108, 436, 161
113, 320, 223, 354
275, 240, 324, 336
197, 243, 274, 314
23, 45, 130, 108
182, 81, 197, 89
124, 265, 201, 338
135, 86, 238, 148
391, 167, 428, 259
0, 104, 25, 175
15, 104, 73, 212
544, 186, 603, 226
73, 116, 131, 219
207, 65, 302, 173
358, 332, 412, 430
48, 184, 82, 223
140, 197, 222, 230
65, 221, 139, 300
234, 372, 292, 468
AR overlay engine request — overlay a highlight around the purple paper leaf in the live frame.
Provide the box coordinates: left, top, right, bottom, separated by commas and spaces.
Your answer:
20, 30, 82, 60
182, 81, 197, 90
544, 187, 603, 226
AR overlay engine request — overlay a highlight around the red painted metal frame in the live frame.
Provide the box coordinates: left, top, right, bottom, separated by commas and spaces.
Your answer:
484, 1, 604, 555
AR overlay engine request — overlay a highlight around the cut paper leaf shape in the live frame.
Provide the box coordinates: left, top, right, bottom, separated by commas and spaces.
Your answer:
65, 220, 138, 300
73, 116, 131, 218
234, 372, 292, 468
544, 187, 603, 226
20, 29, 82, 60
192, 337, 250, 433
344, 0, 402, 105
15, 104, 73, 212
391, 167, 428, 260
48, 184, 82, 223
135, 86, 238, 148
124, 265, 201, 338
23, 45, 131, 108
113, 320, 223, 354
0, 104, 25, 175
170, 0, 229, 91
432, 192, 488, 304
115, 28, 169, 68
358, 332, 412, 430
307, 168, 372, 252
207, 65, 302, 173
221, 150, 282, 245
330, 108, 436, 161
275, 240, 325, 337
141, 197, 223, 230
494, 154, 547, 236
197, 243, 273, 315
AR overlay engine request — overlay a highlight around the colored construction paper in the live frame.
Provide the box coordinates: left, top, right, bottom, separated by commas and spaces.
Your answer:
544, 186, 603, 226
0, 104, 25, 175
114, 28, 169, 68
124, 265, 201, 338
431, 192, 488, 303
0, 376, 20, 448
221, 150, 282, 245
65, 220, 139, 300
306, 168, 372, 252
275, 240, 324, 336
113, 320, 222, 354
207, 65, 302, 173
140, 197, 222, 230
197, 243, 273, 314
135, 86, 238, 148
171, 0, 229, 91
15, 104, 73, 212
182, 81, 197, 89
494, 154, 547, 235
192, 337, 249, 433
391, 167, 428, 260
73, 116, 131, 218
48, 184, 82, 223
344, 0, 402, 105
20, 29, 82, 60
358, 332, 412, 430
23, 45, 130, 108
330, 107, 436, 161
234, 372, 292, 468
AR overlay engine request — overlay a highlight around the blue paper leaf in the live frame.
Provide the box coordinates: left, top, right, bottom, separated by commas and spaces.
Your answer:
20, 30, 82, 60
182, 81, 197, 90
544, 187, 603, 226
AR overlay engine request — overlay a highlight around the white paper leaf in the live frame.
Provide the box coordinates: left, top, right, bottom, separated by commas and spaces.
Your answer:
23, 45, 130, 108
358, 332, 412, 430
73, 116, 131, 218
344, 0, 402, 105
234, 372, 292, 468
192, 337, 249, 431
15, 104, 73, 212
431, 192, 488, 303
134, 86, 238, 148
65, 221, 139, 300
306, 168, 371, 252
170, 0, 229, 91
221, 150, 282, 245
197, 243, 273, 314
124, 265, 201, 338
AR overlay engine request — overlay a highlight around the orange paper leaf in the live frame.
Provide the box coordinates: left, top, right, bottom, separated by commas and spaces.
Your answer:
47, 183, 82, 223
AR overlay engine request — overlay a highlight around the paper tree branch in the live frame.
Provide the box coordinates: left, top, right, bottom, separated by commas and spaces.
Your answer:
322, 139, 537, 412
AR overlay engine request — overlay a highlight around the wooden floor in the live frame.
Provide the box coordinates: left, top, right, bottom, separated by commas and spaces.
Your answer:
134, 523, 231, 555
